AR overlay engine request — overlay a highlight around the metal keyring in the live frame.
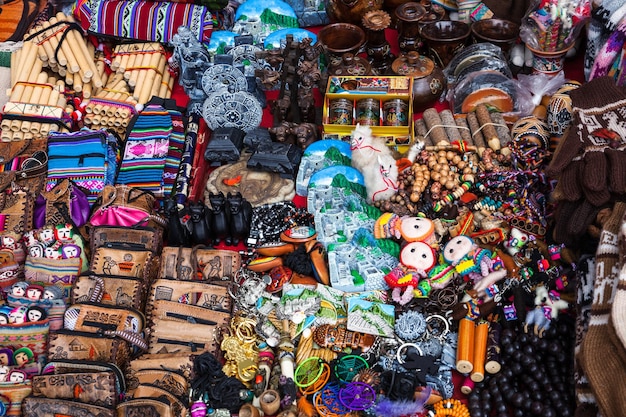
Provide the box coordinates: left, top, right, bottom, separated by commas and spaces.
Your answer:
396, 343, 424, 365
426, 314, 450, 341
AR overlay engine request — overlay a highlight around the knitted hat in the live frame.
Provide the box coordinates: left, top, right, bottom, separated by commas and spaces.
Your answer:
585, 0, 626, 78
42, 285, 63, 300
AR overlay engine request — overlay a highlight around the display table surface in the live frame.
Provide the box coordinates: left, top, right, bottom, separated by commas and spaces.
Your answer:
172, 26, 588, 413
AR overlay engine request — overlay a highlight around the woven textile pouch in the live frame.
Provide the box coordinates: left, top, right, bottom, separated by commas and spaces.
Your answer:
117, 102, 173, 201
0, 381, 32, 417
45, 129, 118, 205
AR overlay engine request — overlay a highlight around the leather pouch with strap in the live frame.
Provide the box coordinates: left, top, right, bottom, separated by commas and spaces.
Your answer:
147, 318, 220, 355
116, 397, 175, 417
128, 353, 195, 380
146, 278, 231, 319
41, 359, 126, 399
89, 185, 166, 229
63, 303, 148, 351
0, 138, 48, 196
90, 245, 157, 283
159, 246, 241, 282
150, 300, 231, 329
89, 225, 163, 254
125, 369, 188, 400
0, 186, 34, 237
48, 329, 131, 369
132, 384, 188, 416
22, 396, 116, 417
72, 274, 145, 311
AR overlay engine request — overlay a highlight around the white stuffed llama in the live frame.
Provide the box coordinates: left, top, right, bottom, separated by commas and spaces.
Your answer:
350, 124, 398, 203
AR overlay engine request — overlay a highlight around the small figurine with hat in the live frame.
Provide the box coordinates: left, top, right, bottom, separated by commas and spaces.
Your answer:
25, 284, 44, 301
0, 348, 14, 366
13, 347, 34, 367
42, 285, 63, 301
9, 281, 28, 297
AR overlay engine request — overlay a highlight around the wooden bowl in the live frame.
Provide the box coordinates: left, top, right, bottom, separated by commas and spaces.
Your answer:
471, 18, 520, 55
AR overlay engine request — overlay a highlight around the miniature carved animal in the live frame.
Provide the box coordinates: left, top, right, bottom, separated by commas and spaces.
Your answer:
269, 121, 297, 145
293, 123, 319, 150
208, 192, 230, 245
227, 192, 252, 246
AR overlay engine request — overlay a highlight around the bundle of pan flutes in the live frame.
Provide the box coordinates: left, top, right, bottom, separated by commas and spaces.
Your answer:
415, 104, 512, 157
83, 42, 174, 135
2, 12, 174, 141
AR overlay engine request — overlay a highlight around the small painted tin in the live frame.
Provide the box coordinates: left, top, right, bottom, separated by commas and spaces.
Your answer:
329, 98, 354, 125
356, 98, 381, 126
383, 98, 409, 126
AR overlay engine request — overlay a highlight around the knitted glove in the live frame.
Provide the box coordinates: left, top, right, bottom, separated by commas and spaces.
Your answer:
552, 199, 602, 247
546, 76, 626, 207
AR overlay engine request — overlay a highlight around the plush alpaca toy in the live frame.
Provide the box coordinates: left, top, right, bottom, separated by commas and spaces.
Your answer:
533, 284, 569, 320
350, 124, 399, 203
524, 285, 569, 337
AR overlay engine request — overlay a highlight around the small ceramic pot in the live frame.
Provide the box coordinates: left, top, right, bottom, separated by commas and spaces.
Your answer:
470, 18, 520, 55
326, 0, 384, 25
391, 51, 446, 112
318, 23, 367, 69
527, 43, 574, 76
420, 20, 471, 67
329, 52, 372, 76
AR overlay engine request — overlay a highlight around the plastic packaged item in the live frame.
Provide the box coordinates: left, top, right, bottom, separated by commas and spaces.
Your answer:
448, 70, 519, 114
519, 0, 591, 52
443, 43, 507, 85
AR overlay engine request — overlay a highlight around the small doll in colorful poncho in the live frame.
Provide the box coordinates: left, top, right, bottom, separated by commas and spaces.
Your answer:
429, 235, 500, 290
376, 214, 439, 304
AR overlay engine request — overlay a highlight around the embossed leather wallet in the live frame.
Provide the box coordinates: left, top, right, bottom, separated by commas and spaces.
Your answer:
32, 371, 119, 408
22, 397, 116, 417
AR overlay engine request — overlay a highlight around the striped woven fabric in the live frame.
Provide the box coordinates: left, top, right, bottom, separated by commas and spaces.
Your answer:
74, 0, 213, 43
46, 130, 113, 204
162, 106, 185, 200
0, 381, 32, 417
24, 257, 82, 302
0, 319, 50, 360
117, 103, 173, 199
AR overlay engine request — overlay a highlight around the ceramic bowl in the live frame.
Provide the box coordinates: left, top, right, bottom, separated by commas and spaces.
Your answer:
317, 23, 366, 69
470, 18, 520, 55
420, 20, 471, 67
